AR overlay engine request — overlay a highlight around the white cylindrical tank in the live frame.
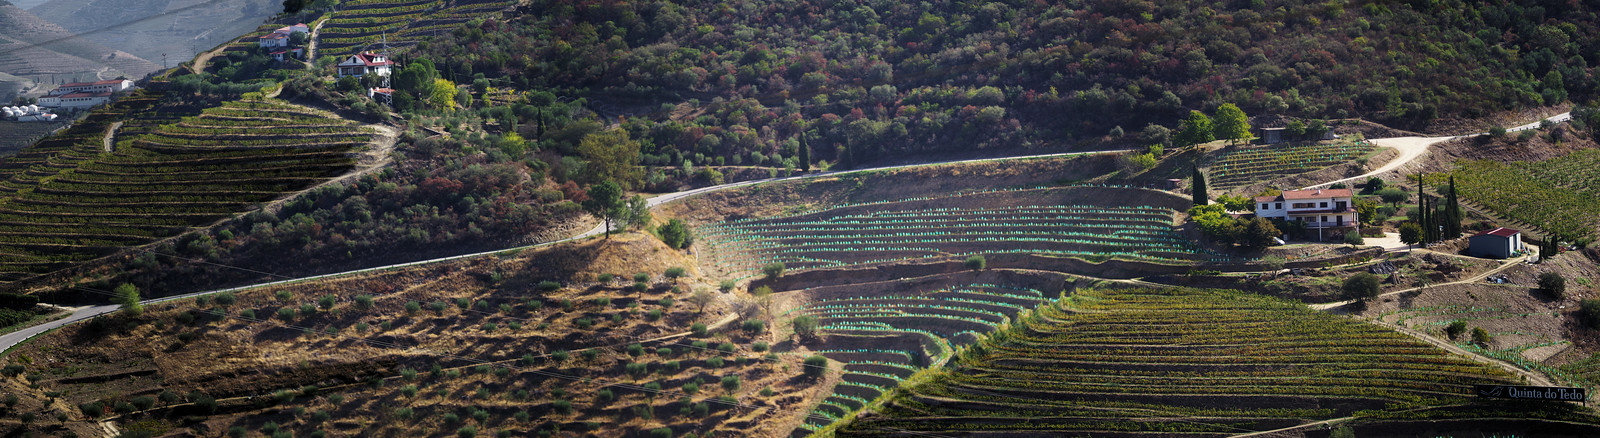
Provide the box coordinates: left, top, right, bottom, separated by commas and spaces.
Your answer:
28, 104, 40, 113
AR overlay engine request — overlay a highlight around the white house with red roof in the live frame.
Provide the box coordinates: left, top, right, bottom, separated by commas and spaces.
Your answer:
1254, 188, 1359, 239
53, 79, 132, 94
37, 79, 132, 108
337, 52, 395, 78
259, 23, 310, 48
270, 48, 305, 62
38, 92, 112, 108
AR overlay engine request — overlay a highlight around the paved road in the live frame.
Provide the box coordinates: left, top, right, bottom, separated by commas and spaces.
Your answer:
0, 148, 1132, 355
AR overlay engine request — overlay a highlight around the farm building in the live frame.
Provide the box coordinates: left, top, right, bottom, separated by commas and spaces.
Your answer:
1254, 188, 1359, 241
259, 23, 310, 48
269, 48, 304, 62
1468, 228, 1523, 259
337, 52, 395, 78
1255, 127, 1339, 144
37, 92, 111, 108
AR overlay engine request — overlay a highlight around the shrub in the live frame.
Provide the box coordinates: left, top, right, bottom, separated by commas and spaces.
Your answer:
691, 323, 708, 336
1342, 273, 1382, 301
803, 355, 828, 378
662, 361, 681, 373
721, 375, 741, 391
683, 382, 699, 394
752, 341, 769, 352
552, 350, 570, 361
660, 297, 674, 308
647, 308, 664, 321
443, 412, 462, 425
1540, 272, 1567, 298
634, 273, 651, 283
299, 303, 317, 316
665, 267, 687, 280
229, 427, 247, 438
354, 295, 374, 309
793, 315, 821, 338
240, 309, 255, 319
261, 422, 280, 434
394, 407, 414, 420
706, 357, 725, 368
1343, 232, 1365, 245
627, 344, 645, 357
576, 318, 594, 329
1446, 321, 1468, 340
1471, 327, 1492, 346
625, 362, 649, 380
215, 292, 236, 306
551, 399, 572, 414
538, 281, 561, 291
582, 349, 599, 361
275, 290, 293, 302
719, 280, 736, 293
130, 396, 155, 410
596, 389, 614, 404
277, 307, 297, 321
527, 300, 544, 311
760, 387, 774, 396
742, 319, 765, 334
312, 409, 331, 422
651, 428, 673, 438
595, 297, 611, 307
1581, 299, 1600, 329
598, 273, 615, 283
762, 263, 785, 278
459, 426, 478, 438
965, 255, 986, 271
400, 385, 418, 397
404, 301, 421, 315
318, 295, 337, 310
717, 342, 736, 354
560, 299, 574, 311
193, 392, 217, 413
483, 322, 498, 332
457, 298, 472, 309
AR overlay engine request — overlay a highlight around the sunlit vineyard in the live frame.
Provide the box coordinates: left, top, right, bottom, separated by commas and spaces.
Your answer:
1449, 150, 1600, 241
1207, 139, 1376, 187
0, 94, 373, 282
698, 186, 1233, 279
837, 287, 1581, 437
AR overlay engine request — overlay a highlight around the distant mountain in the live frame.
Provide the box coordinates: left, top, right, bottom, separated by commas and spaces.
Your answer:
0, 3, 159, 81
27, 0, 278, 66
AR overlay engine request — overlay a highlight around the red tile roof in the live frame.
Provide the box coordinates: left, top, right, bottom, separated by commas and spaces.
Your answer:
260, 32, 288, 39
1474, 227, 1520, 238
1254, 188, 1354, 203
59, 79, 127, 88
59, 92, 111, 98
342, 52, 395, 67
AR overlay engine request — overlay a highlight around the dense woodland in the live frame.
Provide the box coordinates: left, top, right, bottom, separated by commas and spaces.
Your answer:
389, 0, 1600, 170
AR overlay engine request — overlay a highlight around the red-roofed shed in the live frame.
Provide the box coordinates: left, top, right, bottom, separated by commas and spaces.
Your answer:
1469, 227, 1523, 259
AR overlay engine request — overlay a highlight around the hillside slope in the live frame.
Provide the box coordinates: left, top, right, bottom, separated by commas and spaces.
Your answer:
27, 0, 278, 65
406, 0, 1600, 168
0, 3, 159, 79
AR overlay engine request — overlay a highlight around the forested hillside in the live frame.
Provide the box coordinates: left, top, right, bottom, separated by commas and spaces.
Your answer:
402, 0, 1597, 168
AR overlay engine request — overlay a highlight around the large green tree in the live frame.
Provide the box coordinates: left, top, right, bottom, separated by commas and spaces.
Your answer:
577, 129, 644, 189
583, 180, 624, 238
1212, 103, 1251, 144
1174, 110, 1214, 147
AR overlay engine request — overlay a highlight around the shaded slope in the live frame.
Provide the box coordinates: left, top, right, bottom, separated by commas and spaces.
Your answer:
0, 3, 159, 78
27, 0, 278, 65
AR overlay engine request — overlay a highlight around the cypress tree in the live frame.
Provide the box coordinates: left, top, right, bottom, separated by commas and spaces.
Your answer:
1444, 175, 1462, 238
1416, 176, 1428, 244
798, 131, 811, 172
1191, 167, 1208, 206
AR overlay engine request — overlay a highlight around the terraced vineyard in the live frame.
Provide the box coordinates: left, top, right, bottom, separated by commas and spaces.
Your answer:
0, 94, 373, 281
1449, 150, 1600, 241
697, 186, 1233, 279
1206, 139, 1377, 187
316, 0, 517, 57
787, 281, 1052, 434
838, 287, 1596, 437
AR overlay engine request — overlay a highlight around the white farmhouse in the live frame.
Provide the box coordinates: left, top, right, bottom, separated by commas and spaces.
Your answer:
1254, 188, 1359, 240
337, 52, 395, 78
259, 23, 310, 48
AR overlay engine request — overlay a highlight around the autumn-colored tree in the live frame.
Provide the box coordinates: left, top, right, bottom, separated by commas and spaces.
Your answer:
577, 129, 643, 189
428, 78, 458, 110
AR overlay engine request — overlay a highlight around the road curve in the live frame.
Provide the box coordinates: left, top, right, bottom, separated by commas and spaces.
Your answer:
1300, 112, 1570, 190
0, 148, 1132, 355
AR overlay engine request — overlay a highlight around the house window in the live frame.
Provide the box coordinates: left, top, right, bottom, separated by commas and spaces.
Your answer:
1292, 202, 1315, 209
1321, 216, 1328, 223
1275, 203, 1281, 209
1260, 203, 1269, 210
1320, 202, 1328, 208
